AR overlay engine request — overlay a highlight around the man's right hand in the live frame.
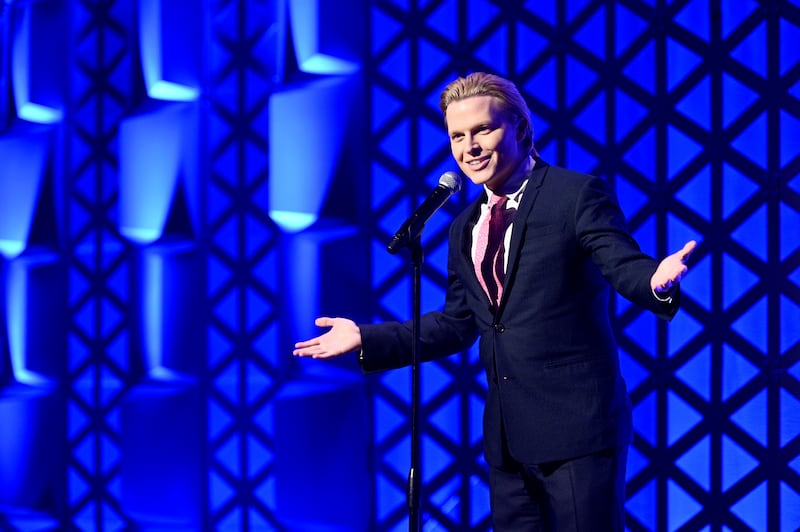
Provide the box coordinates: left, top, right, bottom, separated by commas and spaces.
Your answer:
293, 317, 362, 359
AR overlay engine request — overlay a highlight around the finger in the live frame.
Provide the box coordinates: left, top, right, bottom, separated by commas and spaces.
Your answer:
680, 240, 697, 262
294, 346, 323, 357
294, 338, 320, 349
667, 265, 688, 285
314, 316, 335, 327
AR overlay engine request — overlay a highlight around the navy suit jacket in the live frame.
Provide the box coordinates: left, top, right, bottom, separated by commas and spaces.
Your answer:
360, 160, 679, 466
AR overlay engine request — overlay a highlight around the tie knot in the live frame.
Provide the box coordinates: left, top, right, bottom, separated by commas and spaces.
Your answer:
488, 194, 507, 209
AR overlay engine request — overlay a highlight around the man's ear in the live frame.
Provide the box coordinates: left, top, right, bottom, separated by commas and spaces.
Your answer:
516, 120, 527, 142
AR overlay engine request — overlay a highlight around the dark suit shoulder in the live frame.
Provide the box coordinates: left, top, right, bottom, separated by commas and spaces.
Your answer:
451, 192, 484, 229
537, 162, 604, 190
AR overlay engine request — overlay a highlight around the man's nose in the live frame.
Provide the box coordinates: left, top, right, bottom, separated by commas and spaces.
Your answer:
468, 141, 481, 155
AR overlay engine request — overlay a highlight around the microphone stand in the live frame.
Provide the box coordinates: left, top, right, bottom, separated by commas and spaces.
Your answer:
407, 235, 423, 532
387, 172, 461, 530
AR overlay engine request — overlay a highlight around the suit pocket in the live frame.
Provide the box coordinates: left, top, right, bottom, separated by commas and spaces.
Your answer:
525, 223, 561, 238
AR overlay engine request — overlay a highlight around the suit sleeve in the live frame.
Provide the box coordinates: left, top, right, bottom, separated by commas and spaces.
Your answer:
575, 176, 680, 320
358, 223, 480, 374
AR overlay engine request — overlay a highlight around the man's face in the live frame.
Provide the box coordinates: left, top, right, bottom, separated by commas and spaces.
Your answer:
445, 95, 526, 190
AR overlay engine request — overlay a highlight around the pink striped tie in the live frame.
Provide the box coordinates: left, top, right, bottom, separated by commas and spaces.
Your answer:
474, 194, 511, 307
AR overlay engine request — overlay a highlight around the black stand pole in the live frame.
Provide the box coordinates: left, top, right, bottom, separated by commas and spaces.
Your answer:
407, 236, 423, 532
387, 175, 462, 530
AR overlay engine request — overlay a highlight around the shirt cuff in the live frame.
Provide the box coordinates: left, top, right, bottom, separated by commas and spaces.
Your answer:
652, 287, 674, 303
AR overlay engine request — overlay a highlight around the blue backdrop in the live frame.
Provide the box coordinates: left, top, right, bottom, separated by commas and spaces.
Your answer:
0, 0, 799, 530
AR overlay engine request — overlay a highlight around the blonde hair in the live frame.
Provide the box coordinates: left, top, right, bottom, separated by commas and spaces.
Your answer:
439, 72, 535, 152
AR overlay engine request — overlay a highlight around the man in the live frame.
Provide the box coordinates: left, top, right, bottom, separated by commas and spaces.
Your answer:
294, 72, 696, 530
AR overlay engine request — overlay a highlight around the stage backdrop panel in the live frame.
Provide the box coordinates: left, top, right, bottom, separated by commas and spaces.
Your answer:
0, 0, 798, 530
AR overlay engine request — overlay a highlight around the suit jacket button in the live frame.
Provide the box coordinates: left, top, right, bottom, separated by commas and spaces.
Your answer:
494, 323, 505, 333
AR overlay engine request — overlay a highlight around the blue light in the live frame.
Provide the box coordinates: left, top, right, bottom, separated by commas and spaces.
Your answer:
16, 102, 63, 124
6, 257, 56, 386
299, 54, 359, 75
11, 2, 64, 124
144, 251, 164, 373
149, 365, 195, 383
0, 395, 35, 499
142, 250, 195, 383
269, 211, 318, 233
139, 0, 199, 101
140, 243, 200, 382
0, 239, 25, 259
0, 134, 49, 259
285, 226, 356, 344
269, 76, 357, 232
147, 80, 198, 102
119, 105, 191, 244
289, 0, 361, 75
119, 227, 162, 244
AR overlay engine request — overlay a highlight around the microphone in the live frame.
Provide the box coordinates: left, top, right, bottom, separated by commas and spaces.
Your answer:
387, 171, 462, 254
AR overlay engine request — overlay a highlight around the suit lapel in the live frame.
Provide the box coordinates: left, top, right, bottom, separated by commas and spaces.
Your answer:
453, 190, 496, 316
497, 160, 550, 312
459, 193, 485, 277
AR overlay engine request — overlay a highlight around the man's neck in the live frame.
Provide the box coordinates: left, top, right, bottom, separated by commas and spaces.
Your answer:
487, 155, 534, 196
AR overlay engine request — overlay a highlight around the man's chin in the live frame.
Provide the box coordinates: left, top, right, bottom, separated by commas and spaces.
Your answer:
462, 170, 492, 186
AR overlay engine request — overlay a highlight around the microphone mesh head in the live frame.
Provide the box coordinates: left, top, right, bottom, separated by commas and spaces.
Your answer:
439, 171, 462, 192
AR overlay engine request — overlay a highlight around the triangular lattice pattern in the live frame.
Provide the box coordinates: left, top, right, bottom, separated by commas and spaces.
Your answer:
65, 1, 135, 529
368, 0, 800, 529
205, 1, 284, 530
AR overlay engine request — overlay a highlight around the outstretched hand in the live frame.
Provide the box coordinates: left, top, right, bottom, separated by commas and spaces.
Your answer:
293, 317, 362, 359
651, 240, 697, 295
